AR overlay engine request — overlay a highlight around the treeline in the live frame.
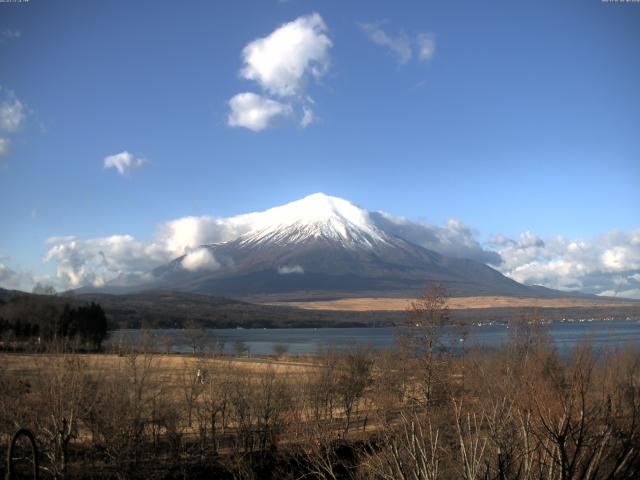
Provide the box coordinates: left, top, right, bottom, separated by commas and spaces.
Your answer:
0, 294, 108, 350
1, 329, 639, 477
47, 290, 640, 330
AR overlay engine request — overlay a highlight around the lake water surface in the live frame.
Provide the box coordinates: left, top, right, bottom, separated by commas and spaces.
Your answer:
107, 319, 640, 356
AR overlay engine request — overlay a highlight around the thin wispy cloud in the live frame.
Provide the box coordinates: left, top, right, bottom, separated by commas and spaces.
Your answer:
360, 22, 436, 64
0, 261, 34, 290
0, 87, 28, 163
0, 87, 26, 132
228, 13, 332, 131
0, 28, 20, 43
415, 33, 436, 61
103, 151, 148, 176
0, 137, 10, 157
360, 23, 412, 64
300, 106, 314, 128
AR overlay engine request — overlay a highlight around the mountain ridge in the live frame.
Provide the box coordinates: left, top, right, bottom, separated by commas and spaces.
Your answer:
140, 193, 587, 300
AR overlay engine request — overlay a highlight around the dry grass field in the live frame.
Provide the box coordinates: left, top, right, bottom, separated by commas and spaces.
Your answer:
2, 337, 640, 479
269, 295, 639, 311
0, 352, 317, 382
1, 290, 638, 478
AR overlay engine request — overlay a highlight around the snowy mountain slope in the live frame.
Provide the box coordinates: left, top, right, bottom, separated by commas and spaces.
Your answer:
228, 193, 391, 249
150, 193, 537, 298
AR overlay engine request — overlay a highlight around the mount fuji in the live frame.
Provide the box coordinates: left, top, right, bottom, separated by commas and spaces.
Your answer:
146, 193, 556, 300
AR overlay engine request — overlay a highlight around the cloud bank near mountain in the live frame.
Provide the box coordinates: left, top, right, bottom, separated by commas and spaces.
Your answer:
2, 195, 635, 299
488, 229, 640, 298
181, 248, 220, 272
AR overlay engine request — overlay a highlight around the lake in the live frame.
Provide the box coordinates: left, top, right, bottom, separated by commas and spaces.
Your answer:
106, 319, 640, 356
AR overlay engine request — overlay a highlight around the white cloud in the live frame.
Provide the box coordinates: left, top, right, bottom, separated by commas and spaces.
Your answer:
148, 212, 260, 258
0, 261, 34, 291
181, 248, 220, 272
489, 229, 640, 297
278, 264, 304, 274
41, 212, 261, 289
0, 87, 25, 132
0, 262, 21, 289
416, 33, 436, 61
103, 151, 148, 176
240, 13, 331, 97
360, 23, 436, 65
229, 13, 331, 131
601, 247, 632, 271
43, 235, 167, 288
228, 92, 292, 131
0, 137, 10, 156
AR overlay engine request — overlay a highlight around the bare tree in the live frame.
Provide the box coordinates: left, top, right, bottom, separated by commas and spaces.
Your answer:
233, 340, 250, 357
181, 359, 205, 428
337, 347, 373, 434
184, 321, 208, 355
508, 307, 551, 368
31, 354, 96, 479
253, 366, 290, 454
451, 397, 488, 480
364, 410, 441, 480
272, 343, 289, 358
85, 350, 162, 479
406, 284, 450, 404
196, 364, 233, 456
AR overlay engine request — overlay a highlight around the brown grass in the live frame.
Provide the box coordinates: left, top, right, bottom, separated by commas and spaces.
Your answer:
268, 295, 639, 311
0, 352, 317, 380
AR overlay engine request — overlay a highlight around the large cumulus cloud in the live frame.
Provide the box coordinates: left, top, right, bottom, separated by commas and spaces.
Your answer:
41, 212, 261, 289
489, 229, 640, 298
240, 13, 331, 98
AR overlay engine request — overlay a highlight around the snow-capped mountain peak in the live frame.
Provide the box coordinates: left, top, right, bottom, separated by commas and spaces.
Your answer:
238, 193, 389, 248
150, 192, 537, 299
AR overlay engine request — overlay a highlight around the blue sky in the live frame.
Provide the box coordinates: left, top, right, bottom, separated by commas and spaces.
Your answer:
1, 0, 639, 296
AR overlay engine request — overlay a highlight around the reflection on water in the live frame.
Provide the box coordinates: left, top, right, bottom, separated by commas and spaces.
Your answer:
106, 320, 640, 356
